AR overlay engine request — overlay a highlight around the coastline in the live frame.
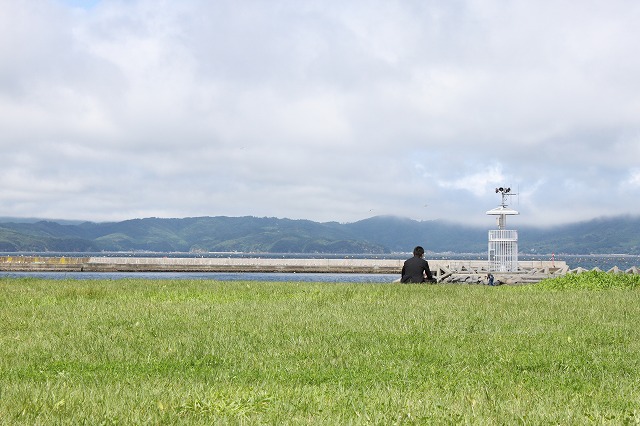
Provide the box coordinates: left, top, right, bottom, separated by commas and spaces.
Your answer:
0, 256, 568, 284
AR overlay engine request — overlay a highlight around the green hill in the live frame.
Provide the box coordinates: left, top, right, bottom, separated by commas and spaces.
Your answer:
0, 215, 639, 254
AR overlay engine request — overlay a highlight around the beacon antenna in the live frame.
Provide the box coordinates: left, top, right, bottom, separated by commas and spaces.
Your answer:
493, 186, 517, 213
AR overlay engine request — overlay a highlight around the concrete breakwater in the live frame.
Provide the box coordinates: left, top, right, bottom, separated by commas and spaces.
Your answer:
0, 256, 403, 273
0, 256, 580, 283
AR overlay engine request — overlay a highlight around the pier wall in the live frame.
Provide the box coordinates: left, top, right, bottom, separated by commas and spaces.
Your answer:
0, 256, 88, 271
85, 257, 406, 273
1, 256, 636, 283
0, 256, 568, 271
0, 256, 404, 273
0, 256, 565, 280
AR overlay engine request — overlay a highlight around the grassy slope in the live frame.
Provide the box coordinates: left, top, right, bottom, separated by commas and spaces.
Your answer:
1, 277, 639, 424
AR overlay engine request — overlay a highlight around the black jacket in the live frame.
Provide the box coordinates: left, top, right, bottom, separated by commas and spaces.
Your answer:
401, 255, 433, 283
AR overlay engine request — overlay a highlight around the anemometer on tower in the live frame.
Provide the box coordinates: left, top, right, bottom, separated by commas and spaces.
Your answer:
486, 187, 519, 272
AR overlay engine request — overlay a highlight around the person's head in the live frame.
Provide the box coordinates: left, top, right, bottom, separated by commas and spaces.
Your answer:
413, 246, 425, 257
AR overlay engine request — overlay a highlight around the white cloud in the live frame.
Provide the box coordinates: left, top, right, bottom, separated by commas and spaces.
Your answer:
626, 170, 640, 188
435, 165, 506, 197
0, 0, 639, 226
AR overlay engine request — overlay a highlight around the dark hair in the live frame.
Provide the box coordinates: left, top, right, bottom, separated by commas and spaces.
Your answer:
413, 246, 424, 257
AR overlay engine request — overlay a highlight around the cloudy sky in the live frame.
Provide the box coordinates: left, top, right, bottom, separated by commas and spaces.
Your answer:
1, 0, 639, 227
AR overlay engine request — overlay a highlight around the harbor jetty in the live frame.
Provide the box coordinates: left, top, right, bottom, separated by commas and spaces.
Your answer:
2, 256, 638, 284
3, 255, 638, 284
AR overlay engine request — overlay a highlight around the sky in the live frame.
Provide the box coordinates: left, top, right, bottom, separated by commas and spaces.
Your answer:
1, 0, 639, 227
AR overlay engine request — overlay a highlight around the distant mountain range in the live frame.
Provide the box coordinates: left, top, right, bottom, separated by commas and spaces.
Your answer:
0, 215, 639, 254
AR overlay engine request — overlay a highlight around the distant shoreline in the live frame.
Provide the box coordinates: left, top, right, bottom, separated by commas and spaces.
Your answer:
1, 253, 639, 272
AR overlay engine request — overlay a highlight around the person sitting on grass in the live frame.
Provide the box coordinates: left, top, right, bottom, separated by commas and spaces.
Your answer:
401, 246, 435, 283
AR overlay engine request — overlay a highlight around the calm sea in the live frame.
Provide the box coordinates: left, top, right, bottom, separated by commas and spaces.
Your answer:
0, 252, 638, 282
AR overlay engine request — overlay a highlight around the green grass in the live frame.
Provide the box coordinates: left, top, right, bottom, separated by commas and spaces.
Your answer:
536, 270, 640, 290
1, 276, 640, 424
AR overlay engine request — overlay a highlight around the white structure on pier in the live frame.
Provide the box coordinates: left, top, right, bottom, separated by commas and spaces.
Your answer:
486, 187, 519, 272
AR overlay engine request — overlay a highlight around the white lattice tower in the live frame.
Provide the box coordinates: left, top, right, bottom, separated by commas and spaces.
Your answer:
486, 187, 519, 272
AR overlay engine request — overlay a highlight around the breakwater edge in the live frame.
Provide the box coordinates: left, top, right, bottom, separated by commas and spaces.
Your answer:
1, 253, 639, 284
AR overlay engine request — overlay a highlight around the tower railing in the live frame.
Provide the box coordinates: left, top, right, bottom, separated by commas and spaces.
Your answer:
488, 229, 518, 272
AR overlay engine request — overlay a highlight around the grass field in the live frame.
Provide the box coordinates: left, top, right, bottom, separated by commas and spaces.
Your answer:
1, 273, 640, 424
